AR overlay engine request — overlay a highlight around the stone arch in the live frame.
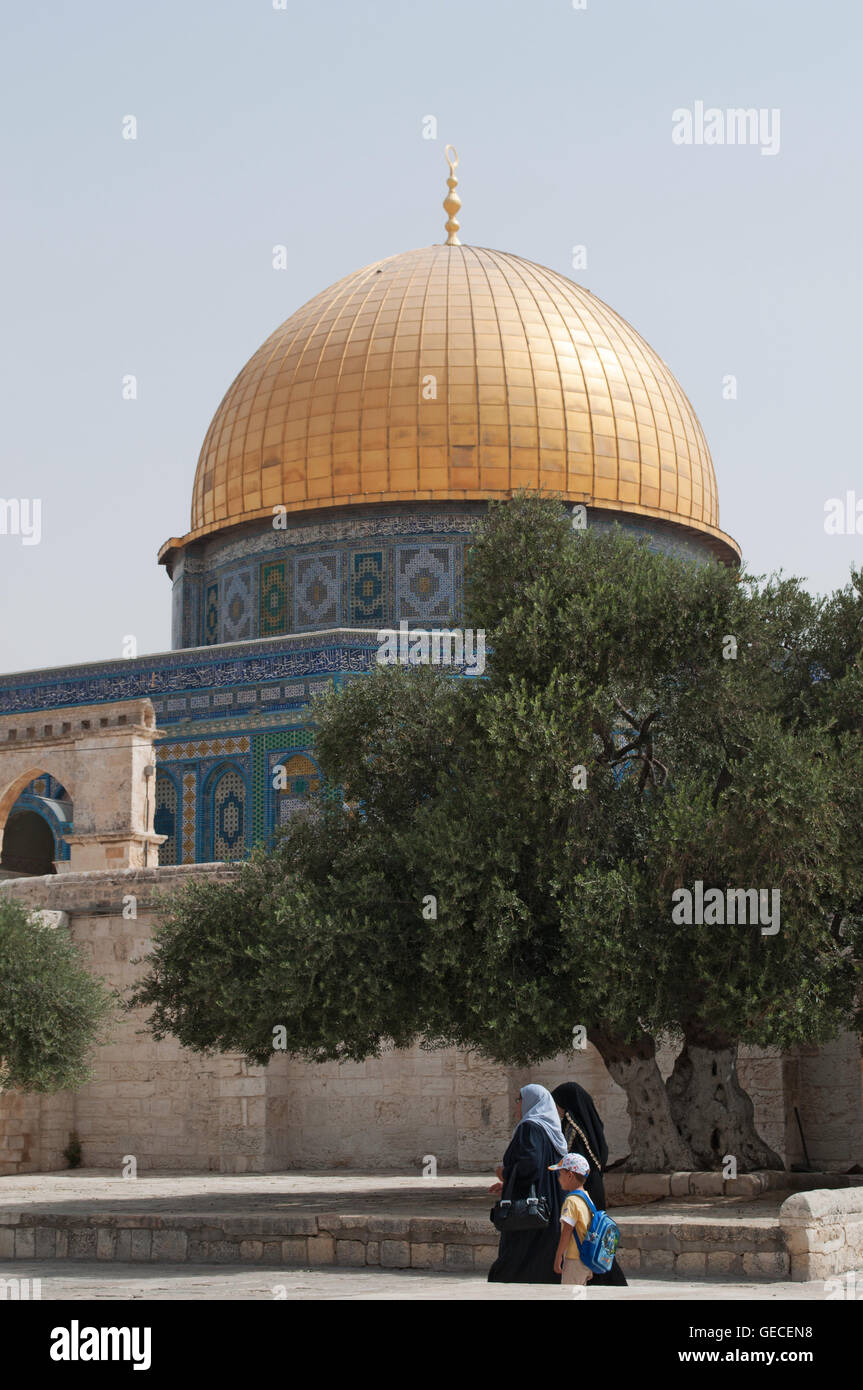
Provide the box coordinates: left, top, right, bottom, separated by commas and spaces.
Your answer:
0, 763, 76, 853
0, 773, 73, 876
0, 699, 163, 872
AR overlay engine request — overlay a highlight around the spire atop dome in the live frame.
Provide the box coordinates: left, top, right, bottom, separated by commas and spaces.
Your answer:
443, 145, 461, 245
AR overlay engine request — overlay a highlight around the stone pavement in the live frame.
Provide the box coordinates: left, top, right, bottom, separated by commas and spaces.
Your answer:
0, 1259, 842, 1300
1, 1169, 490, 1218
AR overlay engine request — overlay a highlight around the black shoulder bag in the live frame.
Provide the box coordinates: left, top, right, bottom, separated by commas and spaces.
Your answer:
490, 1182, 550, 1232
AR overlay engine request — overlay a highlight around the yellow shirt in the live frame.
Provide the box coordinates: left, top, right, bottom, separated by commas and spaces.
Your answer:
560, 1192, 592, 1262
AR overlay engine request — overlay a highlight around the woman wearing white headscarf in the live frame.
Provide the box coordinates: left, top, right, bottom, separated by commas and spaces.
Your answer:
487, 1083, 568, 1283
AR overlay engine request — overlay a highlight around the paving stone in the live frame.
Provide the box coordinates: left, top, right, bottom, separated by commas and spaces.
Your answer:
317, 1214, 365, 1235
690, 1174, 725, 1196
410, 1242, 445, 1269
380, 1240, 410, 1269
96, 1229, 116, 1260
151, 1231, 187, 1262
725, 1175, 765, 1197
14, 1229, 35, 1258
68, 1229, 97, 1259
624, 1175, 672, 1199
367, 1217, 410, 1237
743, 1250, 790, 1278
33, 1228, 56, 1259
445, 1244, 474, 1270
307, 1236, 335, 1266
335, 1240, 366, 1267
641, 1249, 675, 1272
188, 1240, 239, 1263
707, 1251, 744, 1275
129, 1230, 152, 1261
0, 1258, 839, 1301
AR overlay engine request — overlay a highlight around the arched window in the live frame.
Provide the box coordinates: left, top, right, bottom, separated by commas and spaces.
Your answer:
154, 773, 179, 866
211, 765, 247, 861
272, 754, 321, 832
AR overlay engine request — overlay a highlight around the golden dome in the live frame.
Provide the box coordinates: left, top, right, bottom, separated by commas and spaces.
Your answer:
163, 244, 738, 564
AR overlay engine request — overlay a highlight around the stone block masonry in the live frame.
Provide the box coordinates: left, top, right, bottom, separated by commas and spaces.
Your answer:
4, 1192, 857, 1281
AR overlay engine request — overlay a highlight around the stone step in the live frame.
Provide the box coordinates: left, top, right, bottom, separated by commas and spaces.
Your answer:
605, 1170, 863, 1201
0, 1204, 788, 1279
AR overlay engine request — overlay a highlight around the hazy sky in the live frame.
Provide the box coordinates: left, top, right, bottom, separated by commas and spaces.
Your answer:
1, 0, 861, 673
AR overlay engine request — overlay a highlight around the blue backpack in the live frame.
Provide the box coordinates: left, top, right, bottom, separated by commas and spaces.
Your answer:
570, 1189, 620, 1274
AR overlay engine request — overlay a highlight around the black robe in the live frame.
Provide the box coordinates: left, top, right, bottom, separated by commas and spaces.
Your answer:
487, 1120, 562, 1284
551, 1082, 628, 1287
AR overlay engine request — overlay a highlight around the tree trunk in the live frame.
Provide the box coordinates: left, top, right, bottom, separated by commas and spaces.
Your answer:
590, 1027, 697, 1172
666, 1025, 783, 1172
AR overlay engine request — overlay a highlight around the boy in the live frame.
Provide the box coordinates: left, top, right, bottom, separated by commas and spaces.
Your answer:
549, 1152, 593, 1285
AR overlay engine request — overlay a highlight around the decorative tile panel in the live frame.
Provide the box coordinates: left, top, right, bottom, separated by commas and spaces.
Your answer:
220, 568, 253, 644
260, 560, 288, 636
350, 550, 385, 624
181, 771, 196, 864
294, 553, 340, 629
203, 583, 219, 646
158, 735, 250, 761
396, 545, 454, 622
212, 766, 247, 860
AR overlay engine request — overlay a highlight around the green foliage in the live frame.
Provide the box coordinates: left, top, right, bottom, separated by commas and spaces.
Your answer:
134, 493, 863, 1072
0, 898, 116, 1092
62, 1132, 82, 1168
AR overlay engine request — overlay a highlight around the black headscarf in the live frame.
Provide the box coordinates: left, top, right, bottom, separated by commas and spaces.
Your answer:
551, 1082, 609, 1173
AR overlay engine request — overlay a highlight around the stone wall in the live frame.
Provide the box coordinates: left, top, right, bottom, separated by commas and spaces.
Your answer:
780, 1187, 863, 1280
0, 864, 860, 1175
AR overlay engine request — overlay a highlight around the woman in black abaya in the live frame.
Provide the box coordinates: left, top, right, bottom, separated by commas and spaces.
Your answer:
487, 1083, 567, 1284
551, 1081, 628, 1286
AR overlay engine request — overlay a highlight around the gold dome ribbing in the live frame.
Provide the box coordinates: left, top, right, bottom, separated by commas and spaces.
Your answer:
164, 243, 738, 564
